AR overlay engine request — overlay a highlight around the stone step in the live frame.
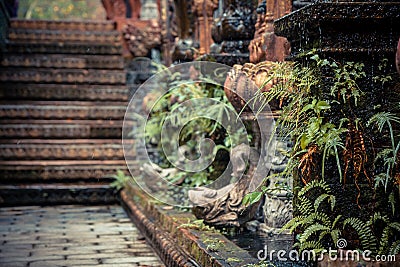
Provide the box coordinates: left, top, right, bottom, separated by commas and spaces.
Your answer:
0, 120, 125, 138
0, 139, 135, 160
10, 19, 116, 32
0, 101, 127, 120
8, 28, 121, 44
0, 160, 128, 183
1, 54, 125, 69
0, 183, 117, 206
6, 41, 123, 55
0, 83, 129, 101
0, 67, 126, 84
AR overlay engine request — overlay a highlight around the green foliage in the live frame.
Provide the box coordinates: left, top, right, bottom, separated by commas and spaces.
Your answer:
203, 237, 225, 252
110, 170, 131, 191
18, 0, 105, 20
368, 112, 400, 190
178, 219, 218, 232
244, 261, 275, 267
143, 63, 251, 187
280, 180, 342, 254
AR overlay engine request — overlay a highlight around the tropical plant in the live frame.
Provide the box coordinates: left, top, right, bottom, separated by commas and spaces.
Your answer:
280, 180, 341, 254
110, 170, 131, 191
142, 62, 252, 187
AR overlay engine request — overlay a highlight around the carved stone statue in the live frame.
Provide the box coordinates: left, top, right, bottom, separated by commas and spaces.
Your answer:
189, 144, 262, 227
122, 20, 162, 57
249, 0, 292, 63
261, 137, 293, 234
101, 0, 141, 20
211, 0, 257, 54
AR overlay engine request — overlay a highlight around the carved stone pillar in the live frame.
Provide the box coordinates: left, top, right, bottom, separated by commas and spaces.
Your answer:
249, 0, 291, 63
193, 0, 218, 55
209, 0, 257, 66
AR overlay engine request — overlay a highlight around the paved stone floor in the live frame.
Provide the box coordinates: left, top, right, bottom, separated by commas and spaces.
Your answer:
0, 205, 165, 267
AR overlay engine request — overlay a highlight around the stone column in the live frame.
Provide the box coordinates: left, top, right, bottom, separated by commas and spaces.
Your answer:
209, 0, 257, 65
193, 0, 218, 55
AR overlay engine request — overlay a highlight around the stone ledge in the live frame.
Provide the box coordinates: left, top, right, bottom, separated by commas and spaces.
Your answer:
120, 185, 258, 267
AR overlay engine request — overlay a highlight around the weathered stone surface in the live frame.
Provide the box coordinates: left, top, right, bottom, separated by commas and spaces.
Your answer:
122, 186, 259, 266
0, 205, 164, 266
10, 19, 115, 31
0, 83, 129, 101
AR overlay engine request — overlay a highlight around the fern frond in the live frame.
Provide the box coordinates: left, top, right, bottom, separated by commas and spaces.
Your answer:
378, 226, 391, 254
280, 216, 305, 233
299, 223, 330, 244
297, 196, 313, 216
330, 229, 341, 246
332, 215, 342, 229
368, 212, 390, 226
388, 222, 400, 233
298, 180, 331, 198
389, 240, 400, 255
314, 193, 336, 212
302, 212, 331, 227
344, 217, 377, 252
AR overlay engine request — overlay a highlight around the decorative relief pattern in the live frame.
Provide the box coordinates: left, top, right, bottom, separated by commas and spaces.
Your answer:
1, 54, 124, 69
0, 122, 123, 138
0, 84, 129, 101
8, 29, 121, 44
0, 143, 131, 160
10, 19, 116, 31
7, 42, 123, 55
0, 164, 128, 181
122, 20, 162, 57
0, 104, 126, 120
0, 68, 126, 84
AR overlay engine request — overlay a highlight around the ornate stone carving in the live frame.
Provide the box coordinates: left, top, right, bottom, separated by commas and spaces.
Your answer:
8, 29, 121, 44
0, 162, 127, 181
189, 144, 261, 227
1, 54, 124, 69
10, 19, 115, 31
212, 0, 257, 55
224, 61, 286, 112
192, 0, 218, 54
122, 20, 162, 57
249, 0, 291, 63
0, 68, 126, 84
0, 142, 129, 160
0, 84, 129, 101
261, 137, 293, 234
7, 42, 123, 55
0, 120, 124, 138
0, 102, 126, 120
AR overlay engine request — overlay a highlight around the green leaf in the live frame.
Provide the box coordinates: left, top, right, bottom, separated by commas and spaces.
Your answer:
242, 191, 263, 206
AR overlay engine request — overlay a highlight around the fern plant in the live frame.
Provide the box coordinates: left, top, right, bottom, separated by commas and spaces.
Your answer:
280, 180, 342, 255
368, 112, 400, 190
110, 170, 131, 191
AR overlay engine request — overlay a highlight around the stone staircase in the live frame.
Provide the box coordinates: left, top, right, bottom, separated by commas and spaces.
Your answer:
0, 19, 130, 206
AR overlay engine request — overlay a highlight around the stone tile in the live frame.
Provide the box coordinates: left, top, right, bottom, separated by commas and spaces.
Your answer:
0, 205, 164, 267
